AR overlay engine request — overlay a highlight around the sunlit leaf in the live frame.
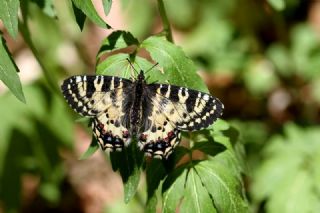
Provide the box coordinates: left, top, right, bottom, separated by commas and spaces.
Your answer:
71, 0, 111, 28
97, 30, 139, 60
96, 53, 168, 83
162, 167, 187, 213
141, 36, 208, 92
196, 161, 248, 212
0, 36, 25, 103
72, 1, 86, 30
0, 0, 19, 38
181, 168, 217, 213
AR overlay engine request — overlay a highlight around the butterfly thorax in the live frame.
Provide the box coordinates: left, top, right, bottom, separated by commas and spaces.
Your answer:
130, 71, 146, 135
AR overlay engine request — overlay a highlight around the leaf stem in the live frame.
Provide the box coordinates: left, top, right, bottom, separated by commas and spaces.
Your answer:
157, 0, 173, 42
18, 18, 60, 94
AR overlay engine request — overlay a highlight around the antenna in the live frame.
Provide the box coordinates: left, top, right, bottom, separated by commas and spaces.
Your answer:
126, 58, 139, 76
145, 62, 160, 82
145, 62, 159, 75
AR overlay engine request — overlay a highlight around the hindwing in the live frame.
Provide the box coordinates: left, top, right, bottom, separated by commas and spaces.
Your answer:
61, 75, 132, 150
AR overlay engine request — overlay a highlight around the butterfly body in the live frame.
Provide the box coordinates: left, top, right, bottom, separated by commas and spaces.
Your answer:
129, 71, 146, 135
61, 70, 224, 159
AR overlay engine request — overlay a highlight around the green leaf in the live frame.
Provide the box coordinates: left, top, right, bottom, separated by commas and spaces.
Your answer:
96, 53, 168, 84
181, 168, 217, 213
110, 142, 144, 203
161, 118, 247, 212
79, 136, 100, 160
162, 167, 187, 213
267, 0, 285, 11
72, 1, 86, 30
196, 160, 248, 213
0, 0, 19, 38
251, 124, 320, 212
0, 36, 25, 103
266, 170, 320, 213
141, 36, 208, 92
192, 141, 226, 157
96, 53, 134, 78
0, 82, 74, 212
97, 31, 139, 60
71, 0, 111, 29
145, 159, 166, 212
102, 0, 112, 16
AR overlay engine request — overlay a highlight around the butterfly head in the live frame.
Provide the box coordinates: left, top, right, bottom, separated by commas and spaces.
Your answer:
138, 70, 146, 82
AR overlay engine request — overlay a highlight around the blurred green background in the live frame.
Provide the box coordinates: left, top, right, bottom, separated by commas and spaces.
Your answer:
1, 0, 320, 212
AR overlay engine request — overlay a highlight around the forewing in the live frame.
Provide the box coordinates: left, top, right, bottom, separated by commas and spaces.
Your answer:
61, 75, 133, 151
61, 75, 132, 116
147, 83, 224, 131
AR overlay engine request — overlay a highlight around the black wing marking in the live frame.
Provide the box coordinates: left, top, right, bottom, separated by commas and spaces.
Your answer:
146, 83, 224, 131
61, 75, 132, 116
136, 83, 223, 159
61, 75, 133, 151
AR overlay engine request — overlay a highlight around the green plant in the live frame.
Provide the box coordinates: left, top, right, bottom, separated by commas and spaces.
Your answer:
0, 0, 248, 212
251, 123, 320, 213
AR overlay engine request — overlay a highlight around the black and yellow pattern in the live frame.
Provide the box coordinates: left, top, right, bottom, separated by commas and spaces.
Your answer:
61, 71, 224, 159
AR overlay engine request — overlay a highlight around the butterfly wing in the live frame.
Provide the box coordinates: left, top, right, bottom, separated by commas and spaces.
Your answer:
138, 83, 224, 159
61, 75, 133, 151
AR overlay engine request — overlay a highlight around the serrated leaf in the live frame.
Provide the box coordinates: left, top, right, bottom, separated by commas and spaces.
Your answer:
0, 36, 25, 103
71, 0, 111, 29
72, 1, 86, 30
141, 36, 208, 92
196, 160, 248, 213
102, 0, 112, 16
79, 136, 99, 160
97, 31, 139, 60
0, 0, 19, 38
180, 168, 217, 213
267, 0, 285, 11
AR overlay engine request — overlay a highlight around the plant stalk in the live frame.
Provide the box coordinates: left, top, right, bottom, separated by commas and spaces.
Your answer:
157, 0, 173, 42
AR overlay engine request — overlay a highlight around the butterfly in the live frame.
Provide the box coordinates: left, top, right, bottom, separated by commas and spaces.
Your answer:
61, 67, 224, 159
